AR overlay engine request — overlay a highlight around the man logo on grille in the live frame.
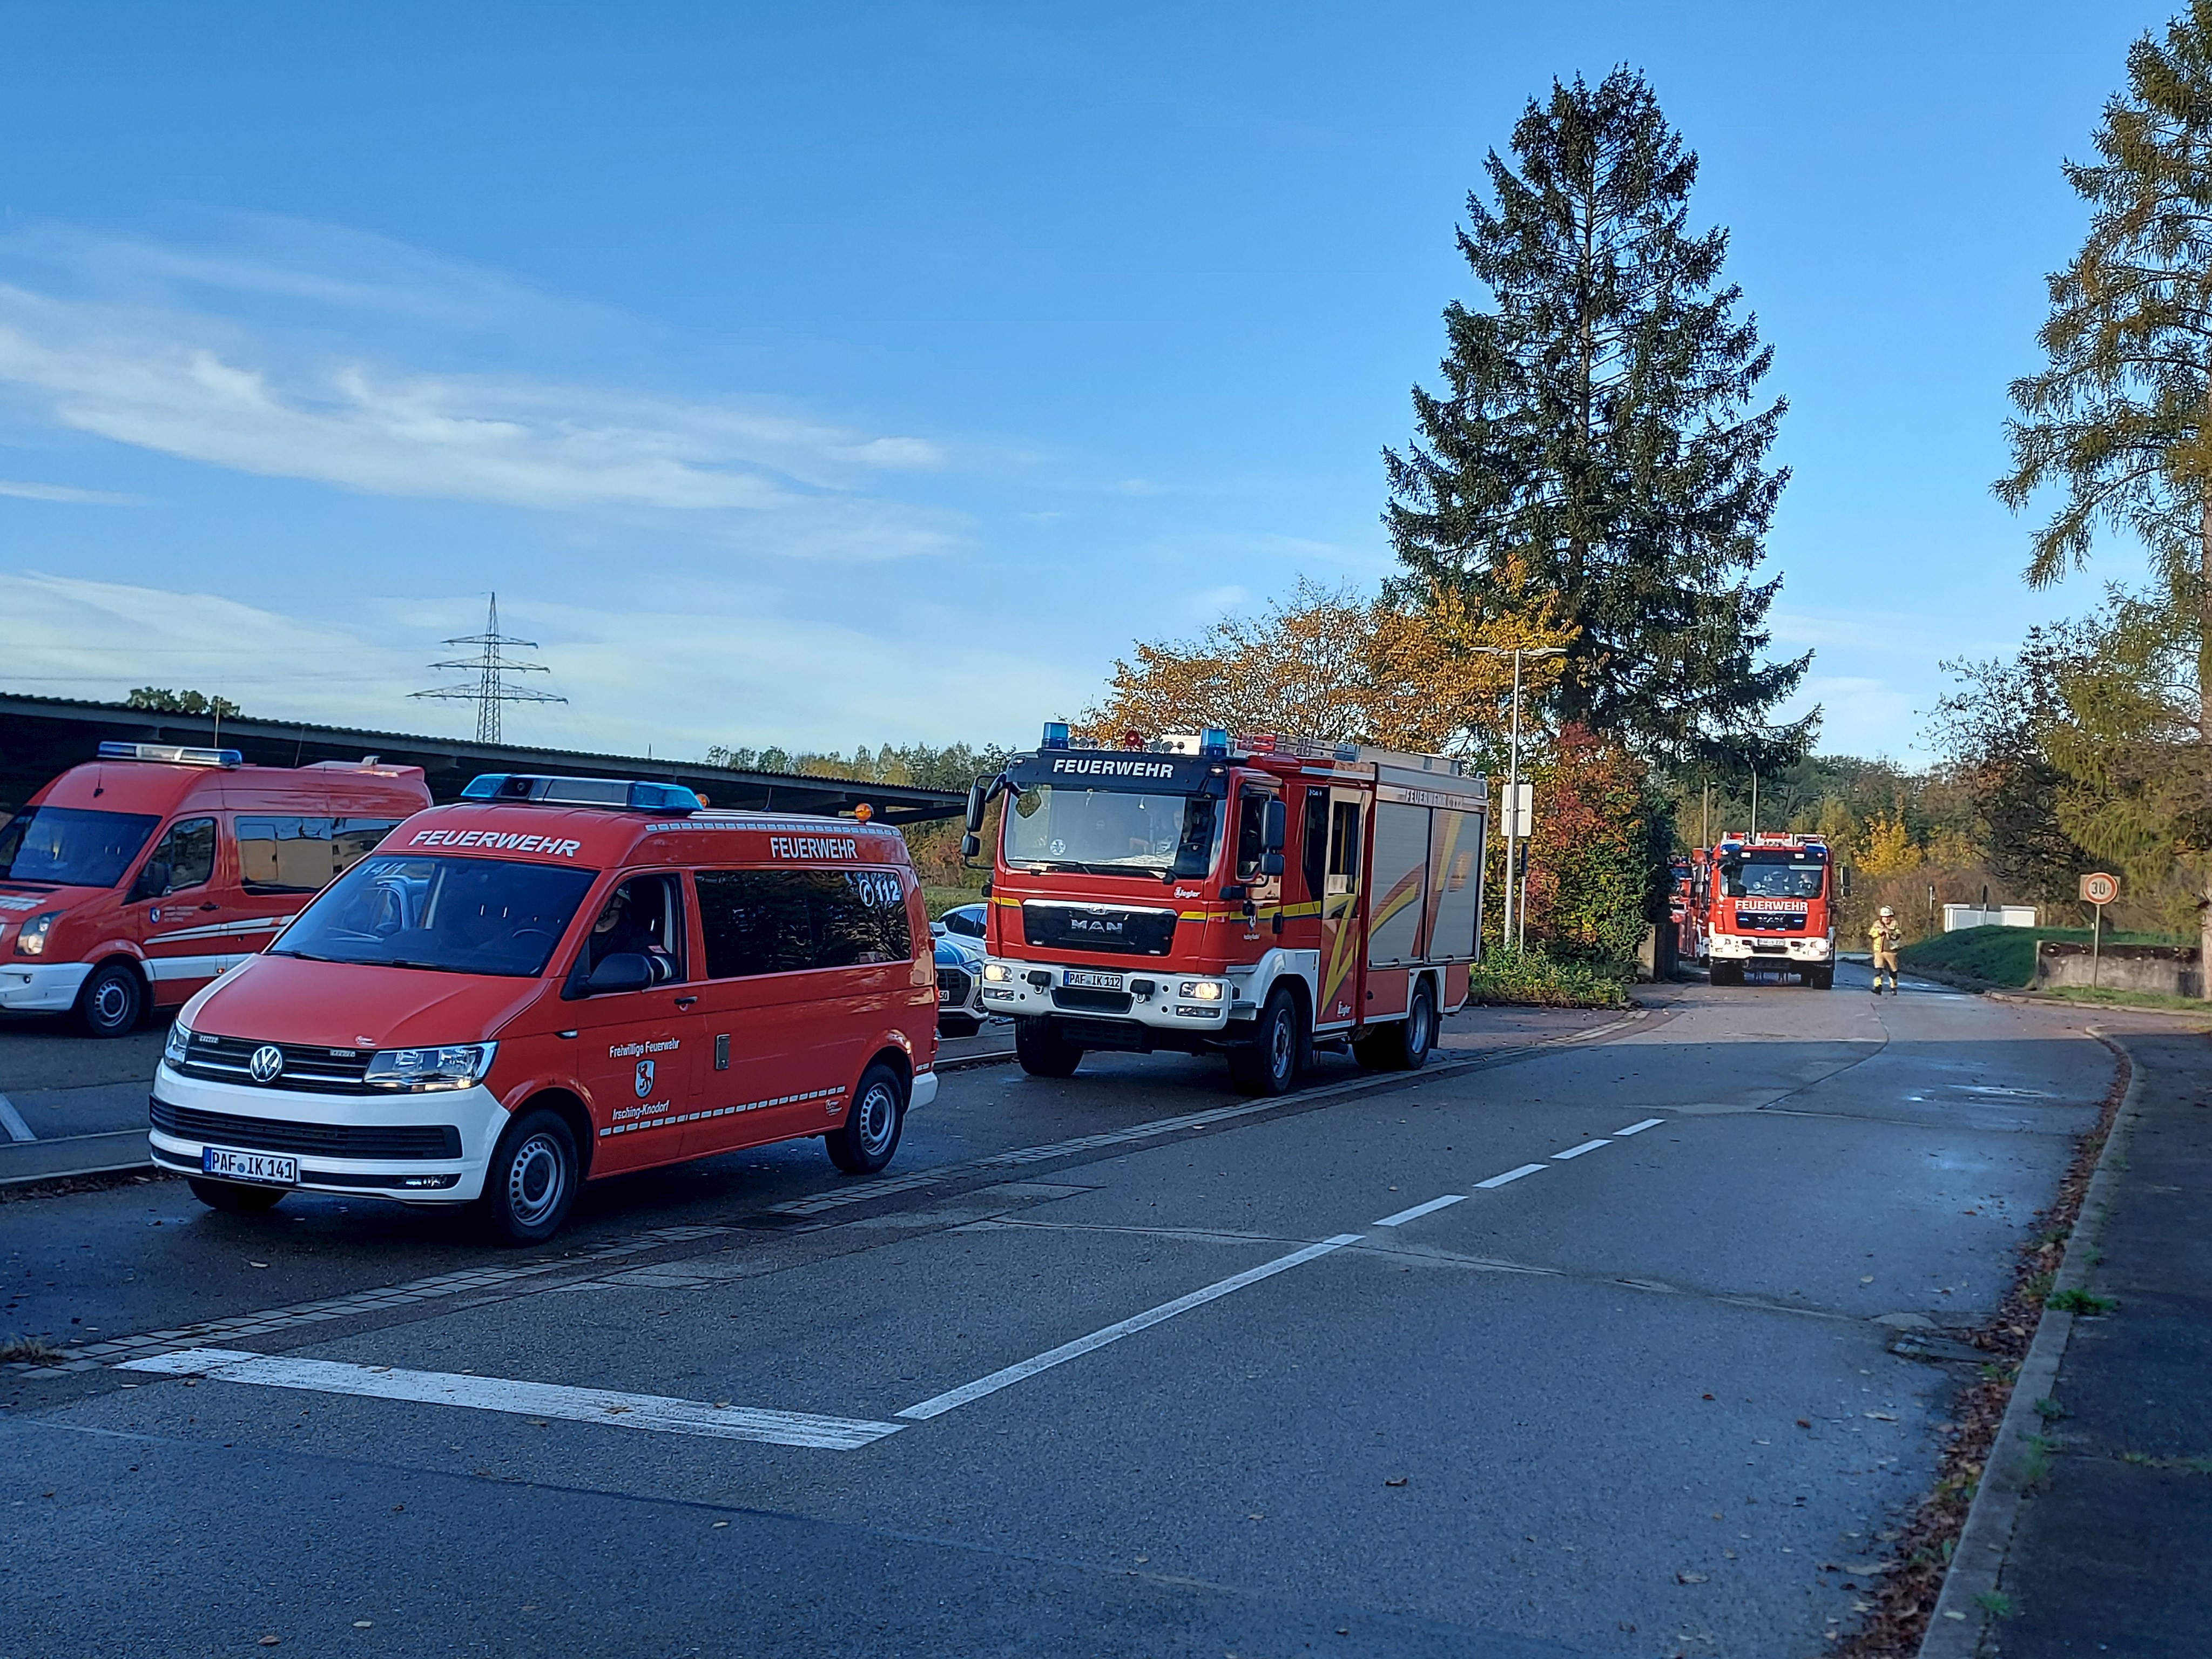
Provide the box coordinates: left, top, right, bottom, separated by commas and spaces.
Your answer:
248, 1044, 285, 1084
635, 1058, 655, 1098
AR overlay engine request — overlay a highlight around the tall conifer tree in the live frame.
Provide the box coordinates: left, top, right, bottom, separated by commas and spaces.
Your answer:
1384, 68, 1809, 768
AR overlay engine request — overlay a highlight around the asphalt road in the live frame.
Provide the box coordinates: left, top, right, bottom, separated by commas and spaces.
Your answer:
1, 973, 2122, 1658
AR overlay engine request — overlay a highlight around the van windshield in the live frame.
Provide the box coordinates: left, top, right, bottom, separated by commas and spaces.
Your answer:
271, 854, 598, 977
0, 807, 161, 888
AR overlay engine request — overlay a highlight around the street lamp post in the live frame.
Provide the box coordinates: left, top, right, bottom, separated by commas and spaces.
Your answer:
1469, 645, 1565, 953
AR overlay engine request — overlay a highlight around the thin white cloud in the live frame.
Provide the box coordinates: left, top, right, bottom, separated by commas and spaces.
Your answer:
0, 221, 954, 557
0, 478, 137, 504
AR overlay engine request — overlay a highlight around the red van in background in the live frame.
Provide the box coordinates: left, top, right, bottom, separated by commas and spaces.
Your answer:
0, 743, 431, 1036
152, 773, 939, 1242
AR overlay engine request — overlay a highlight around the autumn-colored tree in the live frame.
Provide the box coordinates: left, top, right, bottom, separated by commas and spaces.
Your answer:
1082, 576, 1572, 761
1520, 725, 1667, 968
1855, 814, 1918, 877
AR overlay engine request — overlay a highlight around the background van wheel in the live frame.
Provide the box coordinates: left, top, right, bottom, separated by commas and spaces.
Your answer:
186, 1177, 285, 1213
1228, 986, 1303, 1096
480, 1108, 578, 1245
1354, 982, 1436, 1073
75, 962, 145, 1037
827, 1062, 906, 1174
1015, 1017, 1083, 1078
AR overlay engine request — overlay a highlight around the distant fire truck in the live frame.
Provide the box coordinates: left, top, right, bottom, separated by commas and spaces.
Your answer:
962, 725, 1488, 1095
1701, 831, 1836, 988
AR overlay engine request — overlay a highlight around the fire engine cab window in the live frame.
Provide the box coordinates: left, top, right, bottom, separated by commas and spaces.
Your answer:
586, 875, 686, 983
1235, 790, 1276, 881
147, 817, 216, 891
694, 869, 912, 978
273, 854, 597, 977
1721, 854, 1826, 900
1327, 801, 1361, 894
0, 807, 159, 888
1004, 786, 1221, 879
1300, 791, 1330, 899
237, 816, 335, 893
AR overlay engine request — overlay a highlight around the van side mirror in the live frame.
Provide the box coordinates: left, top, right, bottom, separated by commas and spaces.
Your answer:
1260, 799, 1286, 853
583, 952, 655, 995
1839, 867, 1853, 899
130, 860, 172, 902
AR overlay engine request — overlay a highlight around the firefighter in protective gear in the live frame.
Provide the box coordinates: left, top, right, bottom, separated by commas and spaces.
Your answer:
1869, 905, 1902, 995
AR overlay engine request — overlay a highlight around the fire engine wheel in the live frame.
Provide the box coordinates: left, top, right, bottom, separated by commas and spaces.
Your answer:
1711, 962, 1743, 987
186, 1177, 285, 1213
1015, 1018, 1084, 1078
827, 1062, 907, 1174
75, 961, 145, 1038
1354, 983, 1436, 1073
1228, 987, 1303, 1097
1808, 966, 1835, 990
480, 1108, 579, 1246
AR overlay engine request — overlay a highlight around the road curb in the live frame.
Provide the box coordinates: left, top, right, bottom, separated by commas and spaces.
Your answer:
1984, 988, 2212, 1024
1917, 1028, 2145, 1656
0, 1130, 153, 1192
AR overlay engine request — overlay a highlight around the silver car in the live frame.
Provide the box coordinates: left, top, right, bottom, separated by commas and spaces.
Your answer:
934, 933, 988, 1037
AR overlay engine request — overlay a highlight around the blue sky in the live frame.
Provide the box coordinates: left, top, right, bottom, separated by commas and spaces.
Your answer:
0, 2, 2163, 763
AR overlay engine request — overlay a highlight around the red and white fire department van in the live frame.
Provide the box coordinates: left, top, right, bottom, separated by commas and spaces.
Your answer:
152, 773, 936, 1241
963, 725, 1487, 1095
0, 743, 431, 1036
1701, 831, 1837, 988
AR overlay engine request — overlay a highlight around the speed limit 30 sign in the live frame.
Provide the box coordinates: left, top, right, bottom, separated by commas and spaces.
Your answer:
2080, 872, 2120, 906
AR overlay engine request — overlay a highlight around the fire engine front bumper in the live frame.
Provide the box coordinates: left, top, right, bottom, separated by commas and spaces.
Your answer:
979, 957, 1232, 1034
1709, 934, 1833, 963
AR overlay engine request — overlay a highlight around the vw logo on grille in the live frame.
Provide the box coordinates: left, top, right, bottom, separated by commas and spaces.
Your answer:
247, 1044, 285, 1084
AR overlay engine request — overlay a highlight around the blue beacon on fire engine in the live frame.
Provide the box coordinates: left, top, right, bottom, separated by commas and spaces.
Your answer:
1041, 722, 1071, 750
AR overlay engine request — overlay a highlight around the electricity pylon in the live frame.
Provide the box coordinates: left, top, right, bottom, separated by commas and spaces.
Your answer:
410, 594, 565, 745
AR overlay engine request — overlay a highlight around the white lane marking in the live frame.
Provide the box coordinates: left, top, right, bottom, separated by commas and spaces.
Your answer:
1614, 1118, 1664, 1136
1474, 1163, 1547, 1189
119, 1348, 903, 1451
1373, 1193, 1466, 1228
1552, 1139, 1612, 1161
896, 1234, 1363, 1421
0, 1093, 33, 1143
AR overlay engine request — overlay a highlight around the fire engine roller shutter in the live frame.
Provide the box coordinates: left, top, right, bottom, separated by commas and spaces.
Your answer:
1367, 804, 1431, 966
1426, 807, 1481, 961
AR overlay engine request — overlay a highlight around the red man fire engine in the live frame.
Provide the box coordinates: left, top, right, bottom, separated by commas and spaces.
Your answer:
1700, 831, 1836, 988
962, 724, 1488, 1095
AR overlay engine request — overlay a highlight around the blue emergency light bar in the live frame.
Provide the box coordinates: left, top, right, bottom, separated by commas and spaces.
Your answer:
461, 774, 702, 813
1040, 721, 1071, 750
98, 741, 241, 768
1199, 727, 1231, 758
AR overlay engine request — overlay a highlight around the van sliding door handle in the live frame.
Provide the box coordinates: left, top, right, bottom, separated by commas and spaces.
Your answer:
673, 995, 699, 1009
198, 902, 220, 911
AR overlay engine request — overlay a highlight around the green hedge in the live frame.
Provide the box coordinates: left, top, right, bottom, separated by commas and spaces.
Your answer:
1898, 924, 2186, 989
1466, 946, 1630, 1009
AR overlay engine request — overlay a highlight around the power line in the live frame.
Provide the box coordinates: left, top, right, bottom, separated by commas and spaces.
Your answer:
409, 593, 566, 745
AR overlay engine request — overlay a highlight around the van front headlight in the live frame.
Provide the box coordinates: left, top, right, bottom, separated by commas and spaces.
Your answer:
163, 1017, 192, 1067
12, 912, 58, 956
365, 1042, 497, 1090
